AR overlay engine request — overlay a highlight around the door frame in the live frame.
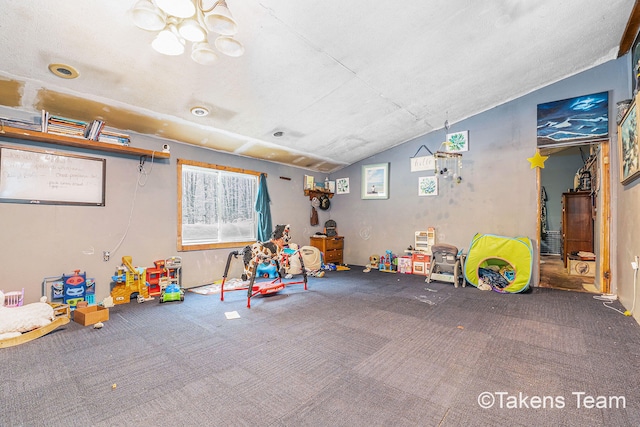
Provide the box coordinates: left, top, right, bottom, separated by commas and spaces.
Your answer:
536, 140, 611, 292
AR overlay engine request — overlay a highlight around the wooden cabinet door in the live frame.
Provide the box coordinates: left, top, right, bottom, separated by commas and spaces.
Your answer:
562, 192, 593, 265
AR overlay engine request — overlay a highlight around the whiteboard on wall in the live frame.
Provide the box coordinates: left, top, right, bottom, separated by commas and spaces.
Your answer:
0, 145, 105, 206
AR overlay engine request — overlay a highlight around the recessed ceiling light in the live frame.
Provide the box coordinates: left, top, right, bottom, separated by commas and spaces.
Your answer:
48, 63, 79, 79
190, 106, 209, 117
273, 131, 284, 137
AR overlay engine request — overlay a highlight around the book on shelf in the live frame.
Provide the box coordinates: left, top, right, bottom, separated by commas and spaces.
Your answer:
5, 110, 131, 146
41, 110, 49, 132
98, 128, 131, 146
46, 114, 87, 138
0, 116, 41, 131
84, 120, 105, 141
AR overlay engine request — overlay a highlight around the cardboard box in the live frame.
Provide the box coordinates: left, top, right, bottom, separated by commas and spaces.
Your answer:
398, 256, 413, 274
74, 305, 109, 326
567, 257, 596, 277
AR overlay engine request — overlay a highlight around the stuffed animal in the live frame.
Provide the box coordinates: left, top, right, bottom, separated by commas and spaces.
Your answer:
363, 254, 380, 273
0, 291, 55, 340
242, 224, 292, 280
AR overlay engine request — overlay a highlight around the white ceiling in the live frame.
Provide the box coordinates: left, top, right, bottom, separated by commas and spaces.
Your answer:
0, 1, 636, 172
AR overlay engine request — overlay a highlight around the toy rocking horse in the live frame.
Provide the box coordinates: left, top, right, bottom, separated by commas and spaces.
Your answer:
219, 224, 308, 308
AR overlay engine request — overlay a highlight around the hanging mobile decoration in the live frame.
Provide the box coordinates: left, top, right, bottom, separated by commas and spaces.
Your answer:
435, 119, 463, 184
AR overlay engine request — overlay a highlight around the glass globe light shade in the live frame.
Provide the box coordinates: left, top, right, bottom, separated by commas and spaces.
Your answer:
191, 42, 218, 65
213, 35, 244, 57
155, 0, 195, 18
152, 27, 185, 56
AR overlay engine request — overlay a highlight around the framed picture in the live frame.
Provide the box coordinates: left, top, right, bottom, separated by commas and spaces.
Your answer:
304, 174, 314, 190
632, 30, 640, 95
361, 163, 389, 199
418, 176, 438, 196
618, 98, 640, 185
537, 91, 609, 147
336, 177, 349, 194
445, 131, 469, 152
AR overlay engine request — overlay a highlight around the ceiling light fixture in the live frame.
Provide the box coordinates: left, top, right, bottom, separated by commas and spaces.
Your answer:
48, 63, 80, 79
131, 0, 244, 65
190, 106, 210, 116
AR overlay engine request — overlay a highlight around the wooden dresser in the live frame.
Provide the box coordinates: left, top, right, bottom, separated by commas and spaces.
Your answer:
561, 192, 593, 266
309, 236, 344, 264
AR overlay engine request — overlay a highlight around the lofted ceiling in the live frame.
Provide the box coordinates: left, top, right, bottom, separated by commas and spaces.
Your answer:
0, 1, 638, 173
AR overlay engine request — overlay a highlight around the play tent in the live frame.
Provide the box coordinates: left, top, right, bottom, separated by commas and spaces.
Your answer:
463, 233, 533, 293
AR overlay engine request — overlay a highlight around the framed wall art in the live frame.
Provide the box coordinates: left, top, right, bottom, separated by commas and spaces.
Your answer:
361, 163, 389, 199
304, 174, 314, 190
537, 91, 609, 147
418, 176, 438, 196
336, 177, 349, 194
445, 130, 469, 152
618, 97, 640, 185
632, 29, 640, 95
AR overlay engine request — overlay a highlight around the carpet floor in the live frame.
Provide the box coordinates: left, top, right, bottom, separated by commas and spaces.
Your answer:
1, 268, 639, 426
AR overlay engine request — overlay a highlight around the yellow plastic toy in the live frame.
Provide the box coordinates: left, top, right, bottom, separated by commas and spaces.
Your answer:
110, 256, 149, 304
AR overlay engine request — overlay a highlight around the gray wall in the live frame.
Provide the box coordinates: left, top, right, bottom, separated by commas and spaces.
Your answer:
329, 56, 638, 321
331, 59, 625, 260
0, 127, 326, 304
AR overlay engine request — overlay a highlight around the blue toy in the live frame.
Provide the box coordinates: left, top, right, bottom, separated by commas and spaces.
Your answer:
62, 270, 87, 307
256, 260, 278, 279
379, 250, 397, 272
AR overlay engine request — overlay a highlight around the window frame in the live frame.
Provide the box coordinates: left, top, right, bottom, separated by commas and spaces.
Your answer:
177, 158, 263, 251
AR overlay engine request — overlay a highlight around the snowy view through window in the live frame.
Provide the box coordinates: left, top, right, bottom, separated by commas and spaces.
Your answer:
181, 164, 257, 246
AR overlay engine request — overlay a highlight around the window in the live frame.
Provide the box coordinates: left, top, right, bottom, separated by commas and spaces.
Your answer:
178, 159, 260, 251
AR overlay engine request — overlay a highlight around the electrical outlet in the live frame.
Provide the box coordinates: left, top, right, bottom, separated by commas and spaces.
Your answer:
103, 251, 110, 262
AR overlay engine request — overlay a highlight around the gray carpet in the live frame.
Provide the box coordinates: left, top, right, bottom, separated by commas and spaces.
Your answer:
1, 268, 639, 426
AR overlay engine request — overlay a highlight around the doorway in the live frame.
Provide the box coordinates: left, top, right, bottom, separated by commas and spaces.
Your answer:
537, 141, 611, 293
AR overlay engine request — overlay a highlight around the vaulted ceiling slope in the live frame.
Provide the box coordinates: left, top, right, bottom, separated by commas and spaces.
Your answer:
0, 1, 637, 172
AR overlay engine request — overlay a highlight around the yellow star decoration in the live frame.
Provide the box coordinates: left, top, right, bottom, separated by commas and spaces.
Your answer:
527, 151, 549, 169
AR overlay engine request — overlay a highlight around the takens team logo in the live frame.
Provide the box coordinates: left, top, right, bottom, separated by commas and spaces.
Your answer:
477, 391, 626, 410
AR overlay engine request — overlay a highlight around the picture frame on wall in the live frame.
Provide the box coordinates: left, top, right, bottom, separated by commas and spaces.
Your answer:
618, 97, 640, 185
361, 163, 389, 199
632, 29, 640, 95
304, 174, 314, 190
536, 91, 609, 147
418, 176, 438, 196
336, 177, 349, 194
445, 130, 469, 152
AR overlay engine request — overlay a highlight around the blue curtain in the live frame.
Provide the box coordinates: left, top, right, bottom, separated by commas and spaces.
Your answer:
255, 173, 272, 242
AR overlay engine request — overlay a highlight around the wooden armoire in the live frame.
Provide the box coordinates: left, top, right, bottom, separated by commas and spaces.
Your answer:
561, 192, 593, 266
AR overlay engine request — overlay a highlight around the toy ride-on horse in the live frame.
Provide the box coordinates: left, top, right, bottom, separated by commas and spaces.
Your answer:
220, 224, 308, 308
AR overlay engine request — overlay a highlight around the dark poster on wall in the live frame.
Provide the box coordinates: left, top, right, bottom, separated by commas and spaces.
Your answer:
536, 91, 609, 148
632, 30, 640, 95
